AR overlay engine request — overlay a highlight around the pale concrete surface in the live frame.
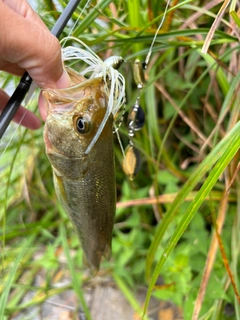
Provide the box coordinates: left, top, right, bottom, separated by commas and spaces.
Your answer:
11, 259, 182, 320
12, 283, 183, 320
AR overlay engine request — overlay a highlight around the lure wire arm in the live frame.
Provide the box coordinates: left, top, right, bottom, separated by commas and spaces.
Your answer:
0, 0, 82, 139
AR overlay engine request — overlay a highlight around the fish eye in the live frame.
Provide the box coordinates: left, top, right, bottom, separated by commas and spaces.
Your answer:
75, 116, 90, 134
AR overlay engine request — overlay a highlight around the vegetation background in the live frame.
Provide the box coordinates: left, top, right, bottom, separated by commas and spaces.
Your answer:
0, 0, 239, 319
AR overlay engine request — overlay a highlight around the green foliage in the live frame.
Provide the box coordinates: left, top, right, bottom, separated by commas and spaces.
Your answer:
1, 0, 239, 319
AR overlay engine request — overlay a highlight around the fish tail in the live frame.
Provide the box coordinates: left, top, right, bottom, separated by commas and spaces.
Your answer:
83, 243, 112, 271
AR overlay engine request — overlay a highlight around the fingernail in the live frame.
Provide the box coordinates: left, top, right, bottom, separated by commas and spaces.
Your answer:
56, 69, 71, 89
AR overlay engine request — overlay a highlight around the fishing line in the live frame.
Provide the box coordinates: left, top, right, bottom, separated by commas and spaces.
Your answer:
61, 0, 91, 48
144, 0, 172, 69
114, 123, 126, 158
122, 0, 172, 179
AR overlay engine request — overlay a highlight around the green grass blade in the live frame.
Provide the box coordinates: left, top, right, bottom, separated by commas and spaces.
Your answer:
144, 122, 240, 315
230, 10, 240, 28
0, 236, 34, 319
113, 272, 149, 320
146, 121, 240, 280
198, 49, 230, 96
60, 224, 91, 320
73, 0, 113, 37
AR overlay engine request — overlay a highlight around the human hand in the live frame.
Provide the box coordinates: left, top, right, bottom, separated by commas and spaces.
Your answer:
0, 0, 69, 130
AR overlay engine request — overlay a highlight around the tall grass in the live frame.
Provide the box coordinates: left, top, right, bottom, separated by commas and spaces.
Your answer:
0, 0, 239, 319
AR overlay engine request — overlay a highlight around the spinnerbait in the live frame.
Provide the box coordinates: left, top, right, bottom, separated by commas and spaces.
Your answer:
122, 59, 146, 180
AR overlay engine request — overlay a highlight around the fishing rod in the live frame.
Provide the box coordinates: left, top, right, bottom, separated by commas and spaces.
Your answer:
0, 0, 82, 139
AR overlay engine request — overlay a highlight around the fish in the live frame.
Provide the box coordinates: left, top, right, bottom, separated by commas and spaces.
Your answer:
43, 68, 116, 270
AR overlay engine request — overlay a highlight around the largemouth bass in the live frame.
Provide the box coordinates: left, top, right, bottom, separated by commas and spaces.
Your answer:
43, 68, 116, 269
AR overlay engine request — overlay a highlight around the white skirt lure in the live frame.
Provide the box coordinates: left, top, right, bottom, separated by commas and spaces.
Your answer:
61, 37, 126, 154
